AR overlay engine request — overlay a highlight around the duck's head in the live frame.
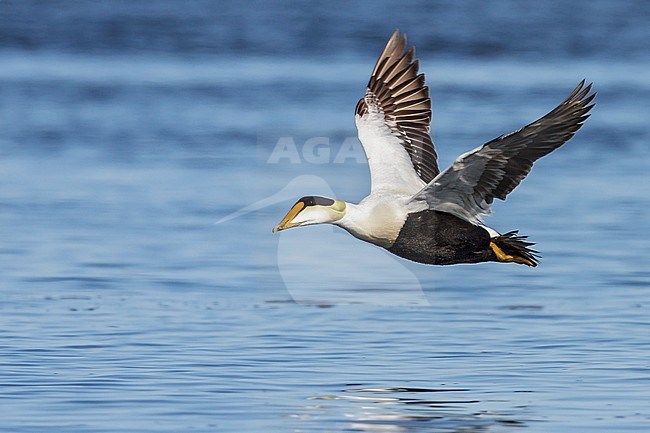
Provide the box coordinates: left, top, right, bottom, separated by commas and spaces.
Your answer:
272, 196, 346, 232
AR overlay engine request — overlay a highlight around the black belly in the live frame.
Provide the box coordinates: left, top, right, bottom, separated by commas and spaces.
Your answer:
387, 210, 495, 265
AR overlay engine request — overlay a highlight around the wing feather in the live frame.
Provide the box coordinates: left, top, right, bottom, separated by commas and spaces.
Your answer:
411, 80, 596, 223
355, 30, 440, 192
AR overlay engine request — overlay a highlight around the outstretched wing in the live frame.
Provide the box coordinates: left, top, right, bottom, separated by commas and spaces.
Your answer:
355, 30, 439, 195
411, 80, 595, 224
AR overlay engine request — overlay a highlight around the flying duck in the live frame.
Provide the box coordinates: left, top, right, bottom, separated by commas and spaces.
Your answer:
273, 30, 595, 267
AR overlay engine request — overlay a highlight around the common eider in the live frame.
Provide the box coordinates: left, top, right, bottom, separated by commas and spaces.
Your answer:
273, 30, 595, 267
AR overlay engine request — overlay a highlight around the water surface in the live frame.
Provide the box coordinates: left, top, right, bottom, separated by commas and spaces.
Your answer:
1, 1, 649, 431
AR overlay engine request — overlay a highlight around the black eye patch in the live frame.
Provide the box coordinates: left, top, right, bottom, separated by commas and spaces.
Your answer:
299, 196, 335, 207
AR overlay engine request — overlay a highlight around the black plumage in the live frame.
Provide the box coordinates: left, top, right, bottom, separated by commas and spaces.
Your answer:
388, 210, 494, 265
388, 211, 539, 266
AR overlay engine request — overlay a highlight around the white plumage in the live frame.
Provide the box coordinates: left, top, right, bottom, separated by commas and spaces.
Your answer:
273, 30, 595, 267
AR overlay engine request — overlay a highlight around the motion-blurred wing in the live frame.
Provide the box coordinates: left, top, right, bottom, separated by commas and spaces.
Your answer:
412, 80, 595, 223
355, 30, 439, 194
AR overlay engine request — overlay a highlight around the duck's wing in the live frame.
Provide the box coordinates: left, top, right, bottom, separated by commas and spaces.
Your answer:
355, 30, 439, 195
411, 80, 595, 224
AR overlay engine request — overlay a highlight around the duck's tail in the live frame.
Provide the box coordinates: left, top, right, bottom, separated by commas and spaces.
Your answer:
489, 231, 540, 267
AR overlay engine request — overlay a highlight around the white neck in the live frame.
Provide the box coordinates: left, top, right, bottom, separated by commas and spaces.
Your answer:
335, 195, 413, 248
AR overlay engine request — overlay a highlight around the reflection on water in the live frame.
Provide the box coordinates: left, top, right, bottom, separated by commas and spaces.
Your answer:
303, 387, 531, 432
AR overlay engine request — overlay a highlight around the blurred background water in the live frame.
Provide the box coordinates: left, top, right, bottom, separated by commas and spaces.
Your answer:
1, 1, 649, 432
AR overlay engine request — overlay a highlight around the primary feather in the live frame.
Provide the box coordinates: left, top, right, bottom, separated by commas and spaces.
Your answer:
411, 80, 596, 223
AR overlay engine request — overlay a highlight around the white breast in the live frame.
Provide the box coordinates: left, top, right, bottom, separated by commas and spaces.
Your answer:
335, 193, 424, 248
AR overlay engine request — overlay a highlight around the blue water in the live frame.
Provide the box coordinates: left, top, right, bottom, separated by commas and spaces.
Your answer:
1, 1, 649, 432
